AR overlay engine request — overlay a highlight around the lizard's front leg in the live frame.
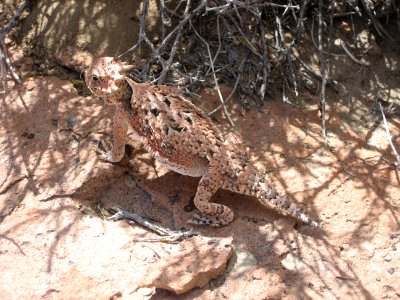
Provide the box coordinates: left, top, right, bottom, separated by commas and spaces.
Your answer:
97, 110, 128, 162
188, 171, 234, 227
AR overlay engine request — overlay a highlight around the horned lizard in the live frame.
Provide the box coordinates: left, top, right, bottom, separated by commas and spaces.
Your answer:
85, 57, 319, 227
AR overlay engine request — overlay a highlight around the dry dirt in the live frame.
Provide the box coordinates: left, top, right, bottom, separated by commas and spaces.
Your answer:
1, 1, 400, 299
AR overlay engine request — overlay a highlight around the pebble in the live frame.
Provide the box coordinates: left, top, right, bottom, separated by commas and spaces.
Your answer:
281, 253, 306, 272
384, 255, 392, 262
231, 247, 258, 275
387, 268, 395, 275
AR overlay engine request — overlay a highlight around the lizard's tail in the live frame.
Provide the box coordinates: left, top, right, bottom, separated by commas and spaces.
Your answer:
250, 174, 320, 227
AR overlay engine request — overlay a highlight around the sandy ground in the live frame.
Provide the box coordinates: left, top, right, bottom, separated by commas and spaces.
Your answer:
1, 1, 400, 299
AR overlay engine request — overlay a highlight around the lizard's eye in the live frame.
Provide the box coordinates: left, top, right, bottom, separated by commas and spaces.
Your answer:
92, 75, 99, 82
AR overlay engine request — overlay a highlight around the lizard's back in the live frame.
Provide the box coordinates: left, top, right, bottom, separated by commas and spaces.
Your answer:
123, 79, 225, 177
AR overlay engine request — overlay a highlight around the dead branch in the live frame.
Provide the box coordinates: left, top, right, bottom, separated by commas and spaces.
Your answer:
118, 0, 398, 140
208, 55, 247, 116
340, 40, 371, 67
108, 205, 198, 243
0, 0, 30, 93
157, 0, 192, 83
359, 0, 393, 41
295, 56, 338, 86
378, 102, 400, 169
0, 0, 30, 40
191, 20, 235, 126
317, 0, 328, 142
0, 40, 21, 83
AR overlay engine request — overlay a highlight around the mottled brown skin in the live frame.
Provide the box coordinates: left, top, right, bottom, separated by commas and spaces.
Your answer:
85, 57, 319, 227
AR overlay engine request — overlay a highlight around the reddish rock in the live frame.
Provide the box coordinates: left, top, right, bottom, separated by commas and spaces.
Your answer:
135, 237, 233, 294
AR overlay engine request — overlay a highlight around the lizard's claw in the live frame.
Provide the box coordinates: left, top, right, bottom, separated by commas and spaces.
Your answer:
96, 140, 114, 162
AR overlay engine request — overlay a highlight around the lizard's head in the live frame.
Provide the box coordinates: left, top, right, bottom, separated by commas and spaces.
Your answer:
85, 57, 134, 105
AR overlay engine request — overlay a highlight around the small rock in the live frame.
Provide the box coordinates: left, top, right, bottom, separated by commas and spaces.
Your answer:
393, 242, 400, 252
384, 255, 392, 262
230, 246, 258, 275
389, 232, 400, 239
281, 253, 306, 272
135, 236, 233, 294
109, 291, 122, 300
359, 242, 376, 258
356, 30, 382, 56
68, 115, 77, 128
387, 268, 395, 275
70, 139, 79, 148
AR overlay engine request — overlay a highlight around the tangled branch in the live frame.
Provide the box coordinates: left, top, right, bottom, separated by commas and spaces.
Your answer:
0, 0, 30, 94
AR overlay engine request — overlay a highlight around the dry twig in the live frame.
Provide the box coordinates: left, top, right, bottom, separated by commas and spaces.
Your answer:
340, 40, 370, 67
208, 55, 246, 116
317, 0, 328, 142
108, 205, 198, 243
191, 20, 235, 126
0, 0, 30, 93
118, 0, 398, 140
359, 0, 393, 41
378, 102, 400, 169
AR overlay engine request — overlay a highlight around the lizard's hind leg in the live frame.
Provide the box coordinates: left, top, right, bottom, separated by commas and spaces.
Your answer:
188, 171, 234, 227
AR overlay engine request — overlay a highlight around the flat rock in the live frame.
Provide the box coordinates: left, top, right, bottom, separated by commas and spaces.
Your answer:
136, 236, 233, 294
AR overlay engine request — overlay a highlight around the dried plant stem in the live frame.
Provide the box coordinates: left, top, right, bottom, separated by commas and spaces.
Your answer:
295, 56, 338, 86
340, 40, 370, 67
0, 0, 30, 93
379, 102, 400, 168
294, 0, 309, 40
108, 205, 197, 243
1, 40, 21, 83
117, 0, 398, 142
0, 0, 30, 40
359, 0, 393, 41
311, 16, 343, 57
157, 0, 192, 83
191, 22, 235, 126
318, 0, 328, 142
208, 56, 246, 116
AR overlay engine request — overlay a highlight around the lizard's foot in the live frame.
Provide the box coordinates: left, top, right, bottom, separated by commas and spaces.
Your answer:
96, 140, 118, 162
188, 212, 233, 227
